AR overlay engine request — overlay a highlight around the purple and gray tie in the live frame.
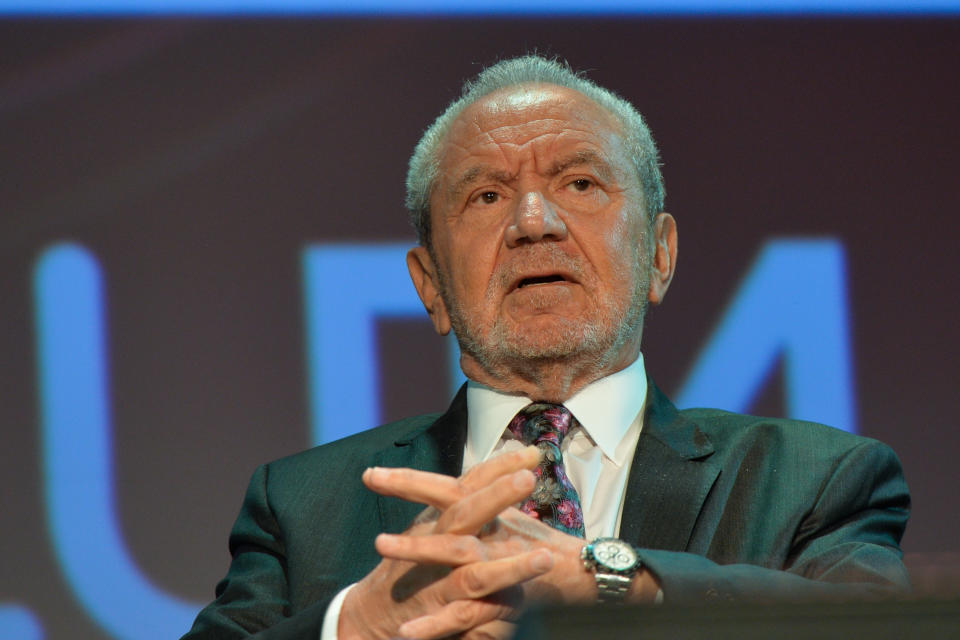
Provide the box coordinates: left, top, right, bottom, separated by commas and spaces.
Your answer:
508, 402, 586, 538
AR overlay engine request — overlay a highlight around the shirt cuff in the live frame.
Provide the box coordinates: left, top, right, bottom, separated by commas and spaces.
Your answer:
319, 583, 356, 640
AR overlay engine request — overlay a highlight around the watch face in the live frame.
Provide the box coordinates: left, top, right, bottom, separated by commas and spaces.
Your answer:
593, 539, 637, 571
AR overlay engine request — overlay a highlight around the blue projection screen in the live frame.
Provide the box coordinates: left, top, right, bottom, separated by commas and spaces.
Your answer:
1, 12, 958, 640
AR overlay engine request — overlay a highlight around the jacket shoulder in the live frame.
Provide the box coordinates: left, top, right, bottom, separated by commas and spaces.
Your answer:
681, 407, 872, 444
677, 407, 900, 472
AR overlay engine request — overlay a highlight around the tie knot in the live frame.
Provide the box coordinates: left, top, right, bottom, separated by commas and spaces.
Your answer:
508, 403, 575, 446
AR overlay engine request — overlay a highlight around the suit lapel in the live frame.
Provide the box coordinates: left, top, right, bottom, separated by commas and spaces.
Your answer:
372, 386, 468, 534
367, 379, 719, 548
620, 380, 720, 552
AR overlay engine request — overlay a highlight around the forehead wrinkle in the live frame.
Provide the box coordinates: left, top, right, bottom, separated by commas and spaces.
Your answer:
481, 117, 576, 144
441, 102, 623, 202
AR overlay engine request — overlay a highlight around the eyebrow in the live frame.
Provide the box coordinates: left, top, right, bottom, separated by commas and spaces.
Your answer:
547, 150, 615, 183
447, 165, 516, 201
445, 150, 617, 201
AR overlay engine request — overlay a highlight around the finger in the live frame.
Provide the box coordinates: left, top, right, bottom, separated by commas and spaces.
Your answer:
377, 528, 534, 566
459, 445, 540, 493
442, 548, 552, 603
362, 446, 540, 511
435, 470, 535, 535
400, 571, 532, 640
464, 620, 517, 640
376, 533, 490, 566
362, 467, 463, 510
398, 599, 513, 640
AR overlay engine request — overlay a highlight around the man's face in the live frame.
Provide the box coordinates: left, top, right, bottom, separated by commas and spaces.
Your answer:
414, 84, 657, 373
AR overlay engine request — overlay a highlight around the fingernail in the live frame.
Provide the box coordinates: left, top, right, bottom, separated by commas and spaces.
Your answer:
374, 533, 394, 551
365, 467, 386, 482
531, 549, 554, 572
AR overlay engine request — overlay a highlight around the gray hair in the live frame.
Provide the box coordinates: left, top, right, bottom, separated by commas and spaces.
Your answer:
405, 55, 665, 248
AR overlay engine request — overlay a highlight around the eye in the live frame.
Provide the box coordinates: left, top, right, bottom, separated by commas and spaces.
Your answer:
568, 178, 594, 192
477, 191, 500, 204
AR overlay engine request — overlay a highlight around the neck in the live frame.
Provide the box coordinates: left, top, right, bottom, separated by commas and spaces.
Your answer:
461, 339, 641, 403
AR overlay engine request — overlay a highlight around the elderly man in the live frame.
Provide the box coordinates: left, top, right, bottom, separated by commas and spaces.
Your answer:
183, 56, 909, 640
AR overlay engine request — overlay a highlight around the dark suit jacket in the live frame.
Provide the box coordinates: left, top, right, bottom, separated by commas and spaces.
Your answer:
182, 381, 910, 639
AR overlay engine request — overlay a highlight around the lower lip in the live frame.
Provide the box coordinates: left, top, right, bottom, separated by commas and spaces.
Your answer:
506, 282, 577, 312
512, 281, 574, 295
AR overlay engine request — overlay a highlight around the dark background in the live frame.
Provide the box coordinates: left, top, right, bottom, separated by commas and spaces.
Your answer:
2, 17, 959, 639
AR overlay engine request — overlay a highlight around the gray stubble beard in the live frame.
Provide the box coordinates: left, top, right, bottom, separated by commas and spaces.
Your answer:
437, 246, 651, 382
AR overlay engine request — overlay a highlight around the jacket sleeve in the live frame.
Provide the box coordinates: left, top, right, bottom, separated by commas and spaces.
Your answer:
180, 464, 331, 640
638, 439, 911, 603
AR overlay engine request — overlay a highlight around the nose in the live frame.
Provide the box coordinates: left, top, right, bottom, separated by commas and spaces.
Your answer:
505, 191, 568, 247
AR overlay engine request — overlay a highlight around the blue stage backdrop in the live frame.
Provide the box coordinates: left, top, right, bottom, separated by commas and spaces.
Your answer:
1, 9, 959, 639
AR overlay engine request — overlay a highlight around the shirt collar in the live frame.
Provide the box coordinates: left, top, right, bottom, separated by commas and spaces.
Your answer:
466, 353, 647, 466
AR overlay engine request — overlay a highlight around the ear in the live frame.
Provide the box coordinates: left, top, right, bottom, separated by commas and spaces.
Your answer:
647, 212, 677, 306
407, 246, 452, 335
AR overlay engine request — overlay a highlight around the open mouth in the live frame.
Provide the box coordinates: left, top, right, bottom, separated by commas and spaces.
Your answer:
517, 274, 568, 289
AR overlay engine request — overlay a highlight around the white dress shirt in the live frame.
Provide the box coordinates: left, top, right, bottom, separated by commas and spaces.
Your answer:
463, 352, 647, 539
321, 354, 649, 639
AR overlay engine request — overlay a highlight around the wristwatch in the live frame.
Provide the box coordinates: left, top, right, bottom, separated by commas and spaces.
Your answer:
581, 537, 642, 603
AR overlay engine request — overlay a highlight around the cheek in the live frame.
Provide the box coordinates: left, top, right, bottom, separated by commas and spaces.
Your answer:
600, 213, 636, 252
439, 239, 498, 300
598, 218, 647, 283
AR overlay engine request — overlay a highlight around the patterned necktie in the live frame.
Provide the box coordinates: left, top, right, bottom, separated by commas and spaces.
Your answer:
508, 403, 586, 538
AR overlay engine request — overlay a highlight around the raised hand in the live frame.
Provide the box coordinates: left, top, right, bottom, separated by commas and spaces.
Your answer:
365, 450, 662, 638
338, 447, 555, 640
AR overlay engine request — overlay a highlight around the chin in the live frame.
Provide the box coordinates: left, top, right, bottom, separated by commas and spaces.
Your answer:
496, 320, 604, 360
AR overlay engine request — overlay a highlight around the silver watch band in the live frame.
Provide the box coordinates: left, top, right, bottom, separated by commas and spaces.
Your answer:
595, 572, 633, 603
